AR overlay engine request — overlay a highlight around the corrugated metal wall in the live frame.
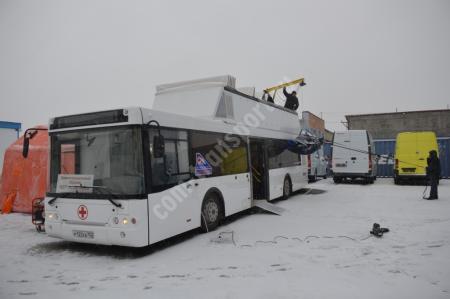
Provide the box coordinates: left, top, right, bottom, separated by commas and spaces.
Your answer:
374, 140, 396, 177
438, 138, 450, 179
323, 142, 332, 159
374, 138, 450, 179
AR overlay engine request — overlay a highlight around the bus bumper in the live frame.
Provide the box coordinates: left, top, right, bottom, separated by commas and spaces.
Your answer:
46, 220, 148, 247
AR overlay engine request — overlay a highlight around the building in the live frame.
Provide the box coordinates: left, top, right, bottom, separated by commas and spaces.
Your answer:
0, 121, 21, 172
324, 129, 333, 142
300, 111, 325, 137
344, 110, 449, 178
345, 109, 450, 139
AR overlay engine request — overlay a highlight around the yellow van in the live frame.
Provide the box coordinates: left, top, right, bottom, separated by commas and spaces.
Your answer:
394, 131, 439, 184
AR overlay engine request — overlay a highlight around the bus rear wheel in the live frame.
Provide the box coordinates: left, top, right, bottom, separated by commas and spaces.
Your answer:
282, 177, 292, 200
201, 193, 222, 232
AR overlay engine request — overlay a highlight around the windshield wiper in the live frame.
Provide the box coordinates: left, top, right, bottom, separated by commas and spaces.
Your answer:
48, 192, 73, 206
71, 185, 123, 208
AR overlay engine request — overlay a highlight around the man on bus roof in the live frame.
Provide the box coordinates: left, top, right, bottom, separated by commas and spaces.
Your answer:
283, 87, 299, 111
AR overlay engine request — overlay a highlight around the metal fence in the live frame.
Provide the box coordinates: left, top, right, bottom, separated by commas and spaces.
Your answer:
374, 138, 450, 179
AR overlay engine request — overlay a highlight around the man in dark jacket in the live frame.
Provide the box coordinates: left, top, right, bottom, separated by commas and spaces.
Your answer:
426, 150, 440, 200
283, 87, 299, 111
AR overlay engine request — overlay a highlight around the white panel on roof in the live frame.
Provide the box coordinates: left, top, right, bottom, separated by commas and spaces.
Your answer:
156, 75, 236, 94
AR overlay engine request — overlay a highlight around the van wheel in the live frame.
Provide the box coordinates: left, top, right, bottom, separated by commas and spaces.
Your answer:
282, 177, 292, 200
200, 193, 222, 232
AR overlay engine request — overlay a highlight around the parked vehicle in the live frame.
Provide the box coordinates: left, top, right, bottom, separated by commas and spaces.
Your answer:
331, 130, 377, 184
307, 146, 327, 182
37, 75, 312, 247
394, 131, 438, 184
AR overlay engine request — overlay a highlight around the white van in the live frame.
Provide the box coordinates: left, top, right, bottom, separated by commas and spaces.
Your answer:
332, 130, 377, 184
307, 146, 328, 182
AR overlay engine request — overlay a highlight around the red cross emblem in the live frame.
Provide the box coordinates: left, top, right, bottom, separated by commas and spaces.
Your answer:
77, 205, 88, 220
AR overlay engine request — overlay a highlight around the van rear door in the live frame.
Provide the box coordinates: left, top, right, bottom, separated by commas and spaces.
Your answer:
345, 131, 369, 174
333, 131, 368, 174
397, 133, 420, 175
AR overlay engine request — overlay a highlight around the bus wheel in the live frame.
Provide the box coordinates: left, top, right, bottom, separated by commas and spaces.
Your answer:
201, 193, 221, 232
282, 177, 292, 200
333, 177, 342, 184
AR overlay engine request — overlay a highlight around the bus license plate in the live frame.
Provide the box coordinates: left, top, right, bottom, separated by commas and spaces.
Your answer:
336, 163, 347, 167
73, 230, 94, 239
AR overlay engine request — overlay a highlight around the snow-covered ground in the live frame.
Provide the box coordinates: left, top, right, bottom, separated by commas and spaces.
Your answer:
1, 178, 449, 299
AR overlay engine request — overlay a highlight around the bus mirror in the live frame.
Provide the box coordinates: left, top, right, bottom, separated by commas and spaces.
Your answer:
23, 136, 30, 158
21, 128, 48, 159
153, 135, 165, 158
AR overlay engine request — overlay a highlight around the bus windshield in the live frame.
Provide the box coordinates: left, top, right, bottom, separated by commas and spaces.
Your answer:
49, 126, 144, 197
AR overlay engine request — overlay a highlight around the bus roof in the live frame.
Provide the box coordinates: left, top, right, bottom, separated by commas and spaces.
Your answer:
49, 76, 303, 140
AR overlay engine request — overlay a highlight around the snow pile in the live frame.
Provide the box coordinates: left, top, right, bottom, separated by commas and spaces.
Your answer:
0, 179, 449, 298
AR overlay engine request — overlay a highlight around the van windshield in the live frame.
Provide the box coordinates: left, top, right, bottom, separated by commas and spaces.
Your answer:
48, 126, 144, 197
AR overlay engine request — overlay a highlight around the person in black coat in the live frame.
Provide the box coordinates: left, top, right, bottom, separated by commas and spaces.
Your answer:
426, 150, 440, 200
283, 87, 299, 111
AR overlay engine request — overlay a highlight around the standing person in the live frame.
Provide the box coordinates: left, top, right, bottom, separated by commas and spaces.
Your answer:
283, 87, 299, 111
426, 150, 440, 200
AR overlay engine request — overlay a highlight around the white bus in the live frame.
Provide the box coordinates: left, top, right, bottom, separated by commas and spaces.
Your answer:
42, 75, 310, 247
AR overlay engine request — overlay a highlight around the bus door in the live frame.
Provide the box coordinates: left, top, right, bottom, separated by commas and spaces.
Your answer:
249, 138, 268, 200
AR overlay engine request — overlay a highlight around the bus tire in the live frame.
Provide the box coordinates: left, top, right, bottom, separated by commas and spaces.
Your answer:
282, 176, 292, 200
333, 177, 342, 184
200, 192, 222, 232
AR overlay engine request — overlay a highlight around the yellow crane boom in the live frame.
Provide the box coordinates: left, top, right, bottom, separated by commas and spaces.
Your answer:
263, 78, 306, 93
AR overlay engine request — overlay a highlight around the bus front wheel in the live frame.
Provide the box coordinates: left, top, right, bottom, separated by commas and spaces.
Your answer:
201, 193, 222, 232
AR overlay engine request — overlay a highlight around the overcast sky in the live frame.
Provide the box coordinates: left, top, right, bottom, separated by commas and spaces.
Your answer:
1, 0, 449, 132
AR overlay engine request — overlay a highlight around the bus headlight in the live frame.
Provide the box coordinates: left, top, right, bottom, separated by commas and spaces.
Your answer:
111, 216, 136, 226
47, 212, 59, 221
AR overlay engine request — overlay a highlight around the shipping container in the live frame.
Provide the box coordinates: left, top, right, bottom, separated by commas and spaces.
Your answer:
0, 121, 21, 172
374, 138, 449, 179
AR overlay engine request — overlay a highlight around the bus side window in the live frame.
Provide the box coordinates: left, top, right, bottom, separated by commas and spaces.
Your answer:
190, 132, 248, 177
149, 128, 190, 191
268, 139, 302, 169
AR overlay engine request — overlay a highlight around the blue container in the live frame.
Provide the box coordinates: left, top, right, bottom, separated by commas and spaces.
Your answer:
374, 140, 396, 177
323, 142, 332, 159
438, 138, 450, 179
374, 138, 449, 179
